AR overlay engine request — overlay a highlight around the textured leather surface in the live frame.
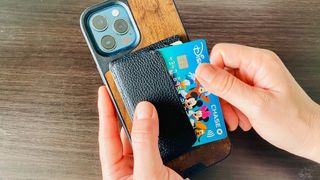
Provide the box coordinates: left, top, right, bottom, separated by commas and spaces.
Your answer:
109, 36, 197, 162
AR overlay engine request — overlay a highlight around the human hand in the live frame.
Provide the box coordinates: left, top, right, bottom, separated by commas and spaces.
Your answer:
98, 86, 182, 180
196, 44, 320, 163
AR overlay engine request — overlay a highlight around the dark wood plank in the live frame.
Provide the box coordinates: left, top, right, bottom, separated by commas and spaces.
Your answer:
0, 0, 319, 179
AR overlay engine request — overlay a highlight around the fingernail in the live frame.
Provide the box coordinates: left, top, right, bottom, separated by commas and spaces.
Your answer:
196, 64, 216, 83
135, 102, 154, 120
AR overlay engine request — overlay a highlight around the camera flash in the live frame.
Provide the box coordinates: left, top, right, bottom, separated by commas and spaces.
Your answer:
112, 9, 120, 17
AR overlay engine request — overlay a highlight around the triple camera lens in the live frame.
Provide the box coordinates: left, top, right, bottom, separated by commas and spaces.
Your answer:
101, 35, 116, 50
92, 15, 129, 51
92, 15, 108, 31
114, 19, 129, 34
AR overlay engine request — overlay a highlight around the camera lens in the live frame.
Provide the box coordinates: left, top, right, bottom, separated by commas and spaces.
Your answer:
114, 19, 129, 34
101, 35, 116, 50
92, 15, 108, 31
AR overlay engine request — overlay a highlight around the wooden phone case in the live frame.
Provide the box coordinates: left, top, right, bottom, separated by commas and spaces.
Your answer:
102, 0, 231, 176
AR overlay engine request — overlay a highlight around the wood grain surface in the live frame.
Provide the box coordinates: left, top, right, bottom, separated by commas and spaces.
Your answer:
1, 0, 320, 179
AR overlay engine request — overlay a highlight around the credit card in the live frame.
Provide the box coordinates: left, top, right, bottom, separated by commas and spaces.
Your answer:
158, 40, 228, 147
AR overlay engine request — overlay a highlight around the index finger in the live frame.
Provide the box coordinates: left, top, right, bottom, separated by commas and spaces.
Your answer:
210, 43, 284, 90
98, 86, 123, 170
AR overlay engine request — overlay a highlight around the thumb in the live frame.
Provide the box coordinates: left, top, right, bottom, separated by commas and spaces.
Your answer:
196, 64, 266, 116
132, 102, 163, 178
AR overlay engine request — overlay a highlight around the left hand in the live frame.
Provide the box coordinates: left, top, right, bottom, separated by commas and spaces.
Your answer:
98, 86, 182, 180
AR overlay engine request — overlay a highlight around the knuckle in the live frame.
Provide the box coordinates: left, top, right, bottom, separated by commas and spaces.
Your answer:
262, 49, 276, 57
212, 43, 228, 51
215, 74, 236, 96
131, 128, 153, 144
260, 49, 280, 62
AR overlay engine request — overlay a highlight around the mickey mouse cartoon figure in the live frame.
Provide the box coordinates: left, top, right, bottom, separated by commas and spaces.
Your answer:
192, 105, 211, 122
184, 92, 203, 113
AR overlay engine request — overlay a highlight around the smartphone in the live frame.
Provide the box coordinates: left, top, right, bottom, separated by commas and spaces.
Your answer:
80, 0, 230, 176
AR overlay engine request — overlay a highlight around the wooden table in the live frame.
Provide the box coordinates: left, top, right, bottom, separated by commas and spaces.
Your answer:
1, 0, 319, 179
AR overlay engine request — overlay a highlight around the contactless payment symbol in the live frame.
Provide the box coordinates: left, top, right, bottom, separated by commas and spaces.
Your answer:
207, 130, 214, 138
177, 55, 189, 70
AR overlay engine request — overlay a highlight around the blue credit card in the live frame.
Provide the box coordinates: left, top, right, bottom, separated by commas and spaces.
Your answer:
158, 39, 228, 147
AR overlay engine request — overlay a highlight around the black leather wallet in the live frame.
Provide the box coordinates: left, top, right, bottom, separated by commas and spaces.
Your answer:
109, 36, 197, 163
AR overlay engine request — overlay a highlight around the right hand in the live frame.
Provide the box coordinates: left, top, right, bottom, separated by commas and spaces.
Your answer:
196, 43, 320, 163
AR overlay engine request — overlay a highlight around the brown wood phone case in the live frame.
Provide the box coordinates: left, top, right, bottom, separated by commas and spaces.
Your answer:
104, 0, 231, 176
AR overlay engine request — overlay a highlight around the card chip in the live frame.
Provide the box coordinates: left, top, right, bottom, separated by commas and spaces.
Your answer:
177, 55, 189, 69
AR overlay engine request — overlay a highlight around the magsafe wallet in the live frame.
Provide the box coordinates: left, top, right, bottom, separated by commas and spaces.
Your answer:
109, 36, 197, 163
